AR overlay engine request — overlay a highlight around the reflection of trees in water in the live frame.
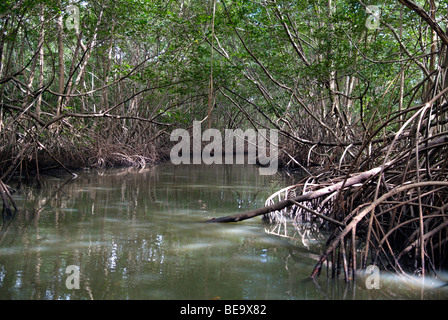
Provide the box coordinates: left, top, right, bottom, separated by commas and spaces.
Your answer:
0, 165, 296, 299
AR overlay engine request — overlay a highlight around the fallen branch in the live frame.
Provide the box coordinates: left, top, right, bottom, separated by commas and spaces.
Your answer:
206, 165, 386, 223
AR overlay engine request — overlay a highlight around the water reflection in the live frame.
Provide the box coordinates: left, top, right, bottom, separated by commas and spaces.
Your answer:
0, 164, 447, 300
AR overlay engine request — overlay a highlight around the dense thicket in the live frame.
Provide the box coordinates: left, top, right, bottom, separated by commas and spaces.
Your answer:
1, 0, 447, 277
0, 0, 440, 174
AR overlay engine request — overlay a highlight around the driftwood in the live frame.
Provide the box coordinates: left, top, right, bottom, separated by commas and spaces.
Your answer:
206, 165, 385, 223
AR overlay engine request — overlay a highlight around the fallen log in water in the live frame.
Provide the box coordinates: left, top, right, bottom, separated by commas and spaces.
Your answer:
206, 165, 385, 223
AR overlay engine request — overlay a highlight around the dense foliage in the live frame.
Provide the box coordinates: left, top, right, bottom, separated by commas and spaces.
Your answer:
1, 0, 444, 175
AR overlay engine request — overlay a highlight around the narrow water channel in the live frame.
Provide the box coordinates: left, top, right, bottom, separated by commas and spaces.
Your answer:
0, 164, 447, 300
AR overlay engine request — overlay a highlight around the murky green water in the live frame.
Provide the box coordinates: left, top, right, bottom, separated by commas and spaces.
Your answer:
0, 164, 447, 300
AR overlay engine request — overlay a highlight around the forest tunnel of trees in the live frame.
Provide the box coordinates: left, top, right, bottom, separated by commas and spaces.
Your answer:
1, 0, 448, 280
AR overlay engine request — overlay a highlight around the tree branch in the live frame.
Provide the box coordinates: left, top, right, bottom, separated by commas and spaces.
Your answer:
398, 0, 448, 47
206, 165, 385, 223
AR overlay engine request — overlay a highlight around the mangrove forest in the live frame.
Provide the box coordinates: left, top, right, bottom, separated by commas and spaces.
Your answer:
1, 0, 448, 299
